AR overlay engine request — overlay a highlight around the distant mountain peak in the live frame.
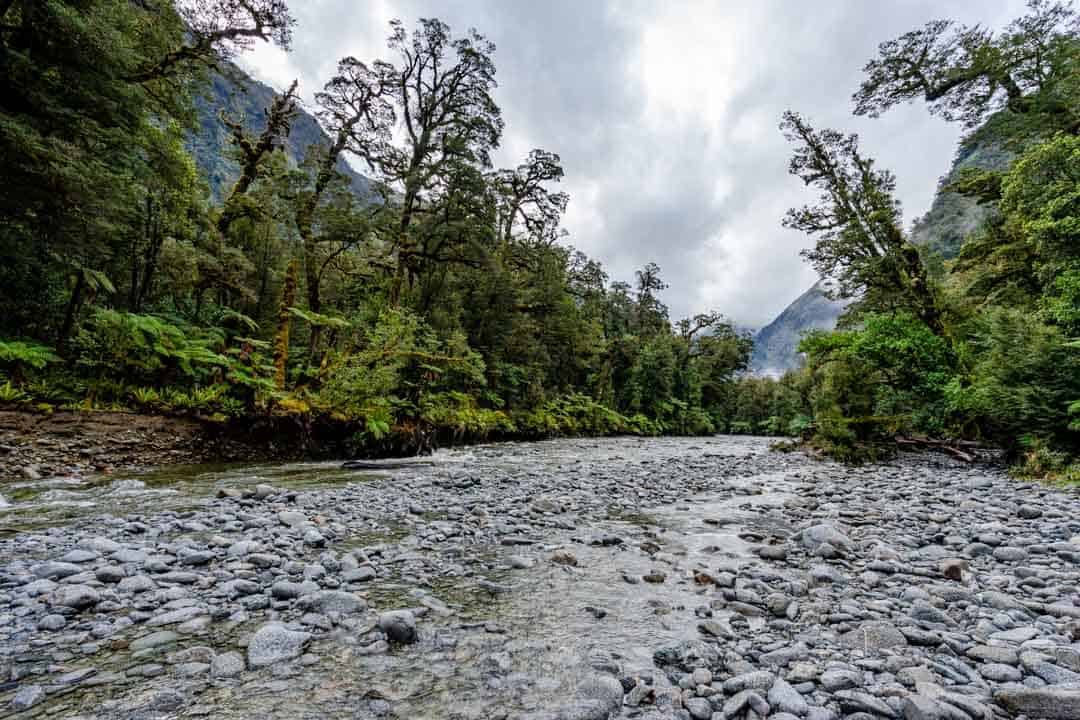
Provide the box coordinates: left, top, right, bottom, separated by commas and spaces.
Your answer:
750, 279, 850, 376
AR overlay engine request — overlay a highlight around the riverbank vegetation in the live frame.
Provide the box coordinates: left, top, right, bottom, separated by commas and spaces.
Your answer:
0, 1, 1076, 476
764, 1, 1080, 479
0, 1, 757, 453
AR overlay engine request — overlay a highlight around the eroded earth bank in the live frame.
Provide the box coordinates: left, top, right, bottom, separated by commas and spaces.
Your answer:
1, 437, 1079, 719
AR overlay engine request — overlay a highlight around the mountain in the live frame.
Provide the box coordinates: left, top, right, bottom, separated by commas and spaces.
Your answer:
188, 64, 372, 201
750, 134, 1010, 375
909, 139, 1009, 259
750, 280, 850, 376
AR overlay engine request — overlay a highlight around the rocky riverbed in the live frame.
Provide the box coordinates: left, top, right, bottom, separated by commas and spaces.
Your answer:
0, 436, 1078, 719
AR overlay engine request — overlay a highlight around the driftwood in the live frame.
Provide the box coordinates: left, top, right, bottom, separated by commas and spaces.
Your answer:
895, 436, 978, 463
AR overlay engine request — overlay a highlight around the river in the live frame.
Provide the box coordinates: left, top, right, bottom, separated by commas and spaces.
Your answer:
1, 436, 1078, 719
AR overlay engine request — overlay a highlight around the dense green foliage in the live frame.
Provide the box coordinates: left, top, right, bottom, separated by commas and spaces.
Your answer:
0, 1, 755, 450
770, 0, 1080, 479
2, 1, 1076, 474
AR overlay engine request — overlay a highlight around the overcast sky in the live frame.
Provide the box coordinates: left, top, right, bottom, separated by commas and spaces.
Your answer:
241, 0, 1026, 327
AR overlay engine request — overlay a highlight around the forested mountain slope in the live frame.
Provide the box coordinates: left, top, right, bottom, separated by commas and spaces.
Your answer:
189, 65, 372, 201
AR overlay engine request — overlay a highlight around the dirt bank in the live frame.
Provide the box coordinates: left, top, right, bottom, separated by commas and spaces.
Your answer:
0, 410, 279, 480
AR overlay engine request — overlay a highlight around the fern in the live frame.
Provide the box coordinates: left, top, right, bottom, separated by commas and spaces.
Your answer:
288, 306, 351, 329
0, 339, 60, 370
0, 381, 29, 404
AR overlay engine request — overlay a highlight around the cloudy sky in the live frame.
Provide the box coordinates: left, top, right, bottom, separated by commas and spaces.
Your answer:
241, 0, 1025, 327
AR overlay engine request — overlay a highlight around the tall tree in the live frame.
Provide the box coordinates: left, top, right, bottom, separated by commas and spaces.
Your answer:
492, 149, 569, 247
380, 18, 503, 304
128, 0, 295, 83
853, 0, 1080, 135
780, 111, 943, 334
217, 79, 299, 235
635, 262, 669, 336
298, 57, 395, 361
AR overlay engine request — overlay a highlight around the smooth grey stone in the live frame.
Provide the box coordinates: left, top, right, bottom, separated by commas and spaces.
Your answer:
842, 621, 908, 652
10, 684, 45, 710
49, 584, 100, 610
378, 610, 417, 644
768, 677, 808, 716
994, 685, 1080, 720
210, 651, 245, 679
247, 623, 311, 668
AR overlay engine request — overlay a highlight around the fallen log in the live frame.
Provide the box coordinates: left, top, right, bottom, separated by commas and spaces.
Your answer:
341, 459, 433, 470
895, 437, 977, 463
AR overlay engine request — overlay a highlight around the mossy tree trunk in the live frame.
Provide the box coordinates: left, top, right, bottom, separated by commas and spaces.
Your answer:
273, 259, 299, 390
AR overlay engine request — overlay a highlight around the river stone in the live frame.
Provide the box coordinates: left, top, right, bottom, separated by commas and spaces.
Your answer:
38, 613, 67, 630
1017, 504, 1043, 519
979, 663, 1022, 682
148, 606, 206, 626
307, 590, 366, 615
994, 685, 1080, 719
277, 510, 305, 527
901, 694, 952, 720
378, 610, 418, 644
210, 651, 245, 679
939, 558, 967, 581
684, 696, 712, 720
111, 547, 148, 563
271, 580, 306, 600
118, 574, 156, 594
834, 690, 898, 718
820, 669, 861, 692
10, 684, 45, 711
724, 670, 777, 694
967, 645, 1019, 665
247, 623, 311, 668
990, 626, 1039, 643
1030, 661, 1080, 685
576, 673, 623, 713
49, 584, 100, 610
149, 690, 186, 712
130, 630, 179, 652
800, 523, 853, 550
769, 677, 809, 716
82, 536, 121, 554
653, 640, 720, 671
842, 621, 908, 651
32, 561, 82, 580
58, 548, 99, 563
343, 566, 376, 583
95, 565, 124, 583
551, 549, 578, 566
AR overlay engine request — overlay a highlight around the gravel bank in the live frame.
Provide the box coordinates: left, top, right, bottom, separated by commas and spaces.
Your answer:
0, 436, 1077, 719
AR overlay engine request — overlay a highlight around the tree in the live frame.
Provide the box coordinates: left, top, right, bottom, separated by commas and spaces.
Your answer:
634, 262, 669, 336
217, 79, 299, 235
296, 57, 395, 362
0, 0, 187, 340
780, 111, 943, 335
128, 120, 203, 312
380, 18, 504, 303
853, 0, 1080, 135
492, 149, 569, 247
128, 0, 295, 83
